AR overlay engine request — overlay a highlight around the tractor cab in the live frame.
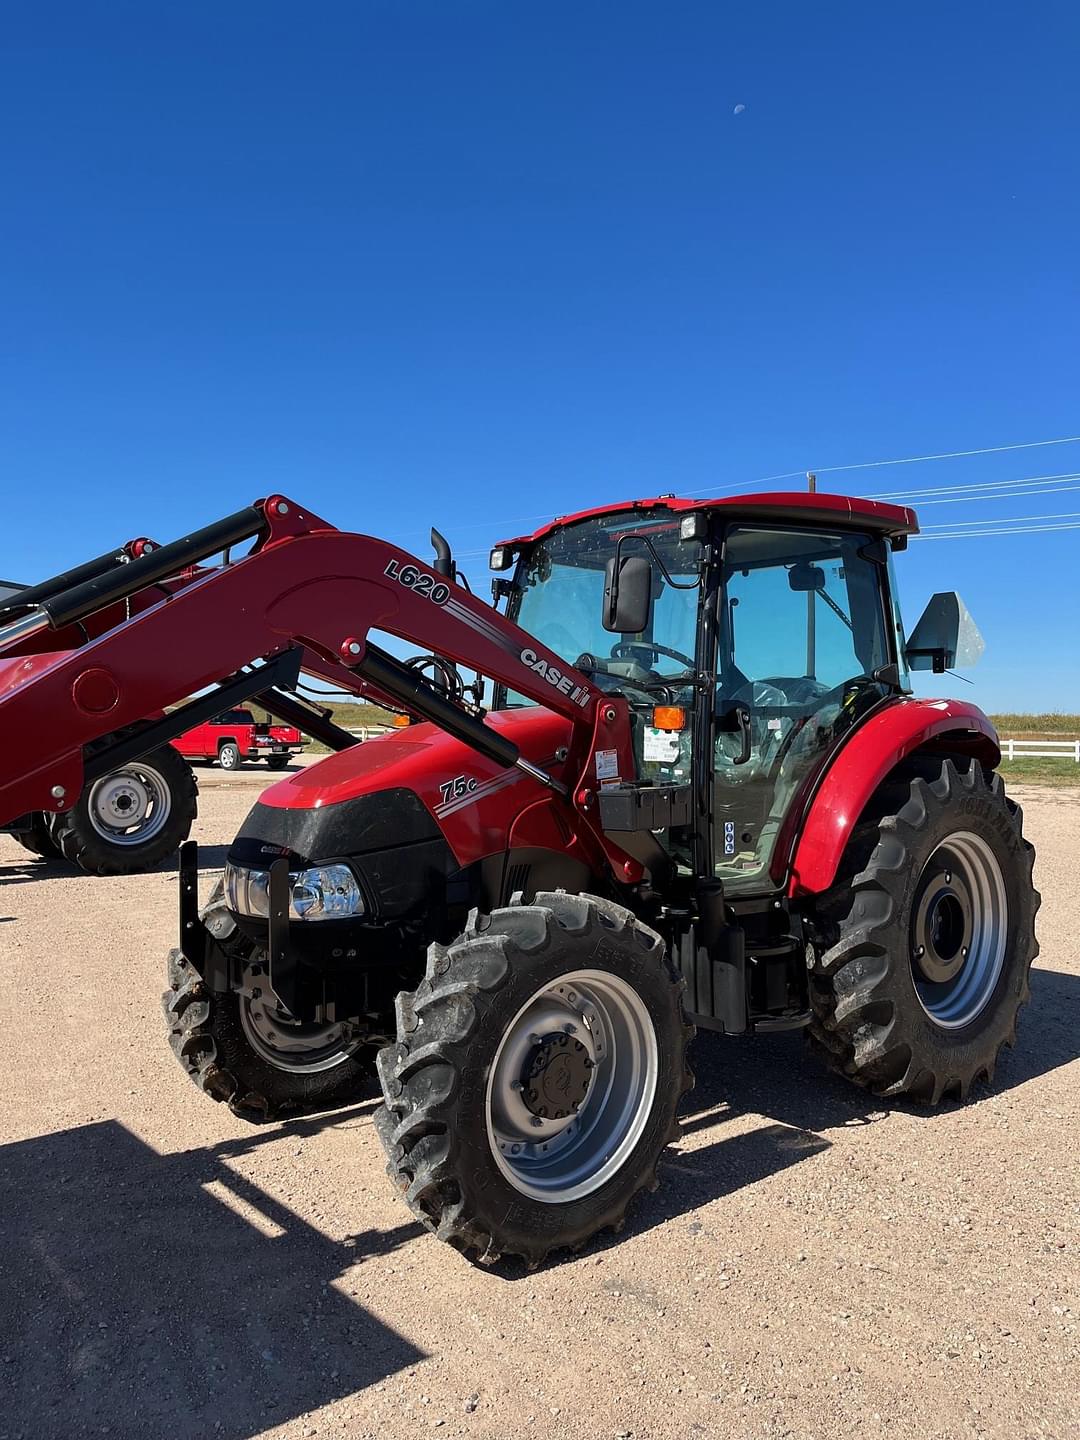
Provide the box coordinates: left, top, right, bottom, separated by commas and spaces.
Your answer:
492, 496, 913, 897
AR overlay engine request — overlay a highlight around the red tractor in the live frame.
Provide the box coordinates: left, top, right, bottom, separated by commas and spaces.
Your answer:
1, 578, 198, 874
0, 493, 1038, 1266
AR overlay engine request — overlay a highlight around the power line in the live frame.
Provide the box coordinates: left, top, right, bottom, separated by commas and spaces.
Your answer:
814, 432, 1080, 476
915, 482, 1080, 509
913, 521, 1080, 541
409, 430, 1080, 560
921, 509, 1080, 529
866, 469, 1080, 501
683, 431, 1080, 499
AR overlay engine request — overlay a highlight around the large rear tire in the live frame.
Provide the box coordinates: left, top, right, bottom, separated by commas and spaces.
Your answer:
52, 745, 198, 876
375, 892, 694, 1267
10, 812, 62, 861
808, 757, 1039, 1103
163, 881, 374, 1121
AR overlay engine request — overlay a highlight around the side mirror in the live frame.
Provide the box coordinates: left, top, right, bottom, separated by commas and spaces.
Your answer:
602, 554, 652, 634
788, 561, 826, 592
905, 591, 985, 672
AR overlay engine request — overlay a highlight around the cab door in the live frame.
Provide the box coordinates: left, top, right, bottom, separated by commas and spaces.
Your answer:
713, 524, 895, 894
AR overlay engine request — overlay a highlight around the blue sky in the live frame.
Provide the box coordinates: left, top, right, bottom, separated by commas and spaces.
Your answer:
2, 2, 1078, 712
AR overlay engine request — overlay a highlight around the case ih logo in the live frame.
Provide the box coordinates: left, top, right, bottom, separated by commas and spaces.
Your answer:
519, 648, 591, 708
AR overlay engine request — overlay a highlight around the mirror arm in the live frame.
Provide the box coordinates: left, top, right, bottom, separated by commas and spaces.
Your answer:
904, 646, 949, 674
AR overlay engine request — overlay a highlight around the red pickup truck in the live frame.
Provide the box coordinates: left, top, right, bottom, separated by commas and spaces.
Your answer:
171, 708, 306, 770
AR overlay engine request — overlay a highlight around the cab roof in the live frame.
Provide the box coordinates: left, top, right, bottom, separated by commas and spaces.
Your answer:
498, 491, 919, 549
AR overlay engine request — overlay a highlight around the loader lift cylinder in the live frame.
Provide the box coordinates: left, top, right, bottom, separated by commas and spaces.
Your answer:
355, 641, 522, 771
17, 504, 267, 639
0, 545, 130, 619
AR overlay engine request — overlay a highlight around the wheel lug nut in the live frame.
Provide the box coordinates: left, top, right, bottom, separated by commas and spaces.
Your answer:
530, 1117, 543, 1128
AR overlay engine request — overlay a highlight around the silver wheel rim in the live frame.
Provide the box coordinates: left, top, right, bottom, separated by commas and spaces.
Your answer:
910, 831, 1008, 1029
485, 968, 659, 1204
220, 746, 239, 768
238, 958, 363, 1073
86, 764, 172, 847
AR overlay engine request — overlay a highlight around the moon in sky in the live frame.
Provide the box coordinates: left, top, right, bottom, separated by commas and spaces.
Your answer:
733, 103, 746, 115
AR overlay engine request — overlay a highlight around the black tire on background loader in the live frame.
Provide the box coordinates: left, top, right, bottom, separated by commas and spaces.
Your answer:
52, 743, 198, 876
163, 880, 375, 1121
10, 812, 63, 861
374, 892, 694, 1268
808, 756, 1039, 1104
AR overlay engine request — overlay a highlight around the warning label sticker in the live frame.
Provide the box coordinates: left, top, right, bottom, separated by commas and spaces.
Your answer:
595, 748, 620, 781
643, 726, 681, 763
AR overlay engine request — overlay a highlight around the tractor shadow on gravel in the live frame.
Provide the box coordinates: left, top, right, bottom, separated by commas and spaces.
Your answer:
0, 1111, 425, 1440
0, 845, 233, 886
592, 964, 1080, 1258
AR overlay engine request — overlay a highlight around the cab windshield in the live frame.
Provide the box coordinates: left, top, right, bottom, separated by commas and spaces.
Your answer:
501, 509, 703, 707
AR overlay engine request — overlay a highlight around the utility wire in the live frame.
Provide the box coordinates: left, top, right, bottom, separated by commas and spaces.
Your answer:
921, 509, 1080, 529
913, 521, 1080, 541
681, 431, 1080, 499
914, 482, 1080, 508
866, 469, 1080, 501
400, 431, 1080, 560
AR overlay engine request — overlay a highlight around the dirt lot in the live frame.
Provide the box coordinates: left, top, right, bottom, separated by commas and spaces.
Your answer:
1, 767, 1077, 1440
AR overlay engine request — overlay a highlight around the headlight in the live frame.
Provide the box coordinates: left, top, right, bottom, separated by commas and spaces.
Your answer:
290, 864, 363, 920
224, 861, 364, 922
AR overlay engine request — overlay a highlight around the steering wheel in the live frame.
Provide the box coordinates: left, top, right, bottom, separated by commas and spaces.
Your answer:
612, 640, 696, 670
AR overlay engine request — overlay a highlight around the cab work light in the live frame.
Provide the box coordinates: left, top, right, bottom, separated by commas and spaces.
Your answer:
652, 706, 686, 731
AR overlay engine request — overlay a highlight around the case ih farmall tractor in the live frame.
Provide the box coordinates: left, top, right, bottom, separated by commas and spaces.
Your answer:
0, 492, 1038, 1265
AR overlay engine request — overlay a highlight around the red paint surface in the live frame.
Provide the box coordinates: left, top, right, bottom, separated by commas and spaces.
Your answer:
499, 490, 918, 548
786, 698, 1000, 896
258, 707, 579, 870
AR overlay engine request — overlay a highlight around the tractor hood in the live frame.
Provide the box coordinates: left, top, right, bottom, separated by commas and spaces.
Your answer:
229, 706, 575, 872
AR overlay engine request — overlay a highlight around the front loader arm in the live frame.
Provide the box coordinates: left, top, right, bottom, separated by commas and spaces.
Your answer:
0, 494, 637, 878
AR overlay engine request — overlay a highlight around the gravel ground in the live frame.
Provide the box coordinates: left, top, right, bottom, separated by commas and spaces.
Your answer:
0, 766, 1077, 1440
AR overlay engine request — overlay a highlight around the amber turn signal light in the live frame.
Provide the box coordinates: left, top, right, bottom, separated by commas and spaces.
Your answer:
391, 712, 412, 728
651, 706, 686, 731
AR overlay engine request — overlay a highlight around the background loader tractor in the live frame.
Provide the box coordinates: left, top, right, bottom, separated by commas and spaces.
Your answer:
0, 491, 1038, 1266
0, 578, 198, 875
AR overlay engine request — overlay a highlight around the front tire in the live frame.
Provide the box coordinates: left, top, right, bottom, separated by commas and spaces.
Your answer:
375, 893, 694, 1266
808, 758, 1039, 1103
163, 881, 374, 1120
52, 746, 198, 876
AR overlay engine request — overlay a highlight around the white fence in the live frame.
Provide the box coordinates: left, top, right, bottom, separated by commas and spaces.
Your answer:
341, 726, 1080, 761
1000, 737, 1080, 763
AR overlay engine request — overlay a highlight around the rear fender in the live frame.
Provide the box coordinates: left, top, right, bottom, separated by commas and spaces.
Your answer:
787, 698, 1000, 897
